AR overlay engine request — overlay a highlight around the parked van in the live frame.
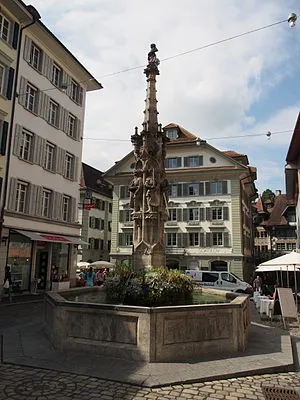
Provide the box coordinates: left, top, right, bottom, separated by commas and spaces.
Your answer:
184, 270, 253, 294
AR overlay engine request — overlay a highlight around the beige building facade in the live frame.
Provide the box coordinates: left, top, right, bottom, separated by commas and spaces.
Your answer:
105, 124, 257, 281
0, 2, 102, 291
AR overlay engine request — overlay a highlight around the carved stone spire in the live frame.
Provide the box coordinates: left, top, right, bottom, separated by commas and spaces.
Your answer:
130, 44, 169, 270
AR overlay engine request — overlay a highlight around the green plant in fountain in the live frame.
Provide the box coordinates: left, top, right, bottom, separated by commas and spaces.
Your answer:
105, 262, 194, 306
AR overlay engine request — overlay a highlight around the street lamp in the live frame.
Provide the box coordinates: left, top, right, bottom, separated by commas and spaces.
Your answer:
288, 13, 297, 28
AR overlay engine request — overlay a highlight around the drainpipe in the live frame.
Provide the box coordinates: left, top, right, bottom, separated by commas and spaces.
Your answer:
0, 6, 41, 241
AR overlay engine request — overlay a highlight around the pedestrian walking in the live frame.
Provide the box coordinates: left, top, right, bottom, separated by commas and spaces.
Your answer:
2, 265, 12, 303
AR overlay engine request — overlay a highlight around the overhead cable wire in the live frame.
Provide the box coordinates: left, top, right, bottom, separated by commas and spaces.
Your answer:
17, 15, 291, 98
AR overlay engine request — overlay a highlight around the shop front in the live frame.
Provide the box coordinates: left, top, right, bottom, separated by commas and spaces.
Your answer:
7, 230, 87, 292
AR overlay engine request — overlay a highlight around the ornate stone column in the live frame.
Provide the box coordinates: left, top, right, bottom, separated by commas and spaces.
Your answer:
130, 44, 169, 270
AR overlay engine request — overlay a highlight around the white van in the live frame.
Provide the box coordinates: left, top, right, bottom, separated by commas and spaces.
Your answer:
184, 270, 253, 294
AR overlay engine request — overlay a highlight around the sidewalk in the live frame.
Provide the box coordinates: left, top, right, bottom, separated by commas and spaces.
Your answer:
0, 300, 295, 388
0, 292, 45, 305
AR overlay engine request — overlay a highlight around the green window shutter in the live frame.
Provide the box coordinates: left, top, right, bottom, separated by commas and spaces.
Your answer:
120, 186, 128, 199
177, 208, 182, 221
27, 184, 38, 215
23, 36, 31, 62
205, 232, 212, 247
70, 197, 77, 222
75, 118, 81, 140
183, 208, 188, 221
199, 208, 205, 221
184, 157, 188, 167
58, 106, 65, 130
182, 184, 188, 196
63, 109, 69, 133
199, 182, 204, 195
177, 184, 182, 196
12, 22, 20, 50
206, 207, 212, 220
177, 233, 182, 247
57, 192, 64, 221
222, 181, 228, 194
224, 232, 230, 247
78, 87, 83, 105
119, 210, 124, 222
13, 124, 22, 156
205, 182, 210, 195
8, 178, 18, 211
35, 186, 43, 217
223, 207, 229, 220
73, 156, 79, 181
199, 232, 205, 247
199, 156, 203, 166
1, 121, 8, 155
6, 68, 15, 100
18, 77, 27, 107
182, 233, 188, 247
118, 233, 124, 246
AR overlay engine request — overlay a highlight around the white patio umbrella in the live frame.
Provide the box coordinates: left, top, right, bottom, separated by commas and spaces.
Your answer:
256, 251, 300, 300
77, 261, 90, 268
89, 260, 115, 268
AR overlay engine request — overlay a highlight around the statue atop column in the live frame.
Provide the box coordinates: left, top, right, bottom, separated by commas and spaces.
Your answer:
130, 44, 169, 270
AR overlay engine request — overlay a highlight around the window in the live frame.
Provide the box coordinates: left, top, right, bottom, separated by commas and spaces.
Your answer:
25, 83, 38, 112
166, 129, 178, 140
94, 239, 100, 250
0, 63, 5, 95
189, 232, 199, 246
165, 157, 181, 169
276, 243, 285, 251
221, 273, 236, 283
48, 99, 59, 126
45, 142, 55, 171
169, 209, 177, 221
65, 153, 74, 179
202, 272, 218, 283
287, 243, 296, 251
212, 207, 222, 220
167, 233, 177, 246
212, 232, 223, 246
188, 183, 199, 196
210, 182, 223, 195
170, 184, 178, 197
42, 189, 51, 218
67, 114, 76, 138
109, 203, 112, 213
125, 233, 133, 246
30, 43, 42, 70
19, 130, 33, 161
71, 80, 79, 102
52, 64, 61, 87
15, 181, 28, 213
184, 156, 203, 167
95, 218, 100, 229
189, 208, 199, 221
62, 196, 70, 221
0, 14, 10, 42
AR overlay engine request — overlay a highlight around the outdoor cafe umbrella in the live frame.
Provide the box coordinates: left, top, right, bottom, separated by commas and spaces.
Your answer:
89, 260, 115, 268
77, 261, 90, 268
256, 251, 300, 300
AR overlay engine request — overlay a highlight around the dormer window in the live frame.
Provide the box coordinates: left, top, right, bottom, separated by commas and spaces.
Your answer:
166, 129, 178, 140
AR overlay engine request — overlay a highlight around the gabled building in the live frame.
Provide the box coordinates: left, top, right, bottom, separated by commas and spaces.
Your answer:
0, 1, 102, 290
286, 112, 300, 250
105, 123, 257, 281
79, 163, 112, 263
254, 191, 297, 264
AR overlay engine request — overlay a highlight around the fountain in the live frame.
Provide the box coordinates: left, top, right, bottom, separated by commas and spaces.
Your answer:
45, 45, 250, 362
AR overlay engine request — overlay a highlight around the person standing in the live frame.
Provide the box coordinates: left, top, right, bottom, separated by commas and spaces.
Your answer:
3, 265, 12, 303
253, 275, 262, 293
86, 267, 95, 287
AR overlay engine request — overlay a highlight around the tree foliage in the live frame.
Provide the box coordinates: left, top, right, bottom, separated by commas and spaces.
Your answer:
261, 189, 275, 203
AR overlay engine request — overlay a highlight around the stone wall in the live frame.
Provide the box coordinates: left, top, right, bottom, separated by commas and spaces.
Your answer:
45, 289, 250, 362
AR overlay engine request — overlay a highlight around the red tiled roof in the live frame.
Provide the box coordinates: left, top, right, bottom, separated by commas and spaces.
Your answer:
164, 123, 198, 144
256, 198, 266, 213
223, 150, 245, 158
261, 194, 291, 226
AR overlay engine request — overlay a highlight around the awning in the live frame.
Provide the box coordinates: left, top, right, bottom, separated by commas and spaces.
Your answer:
14, 230, 89, 245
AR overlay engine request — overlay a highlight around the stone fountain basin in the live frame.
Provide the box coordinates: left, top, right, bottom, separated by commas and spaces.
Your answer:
45, 288, 250, 362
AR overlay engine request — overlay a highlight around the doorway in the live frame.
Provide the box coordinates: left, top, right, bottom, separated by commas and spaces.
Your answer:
35, 242, 50, 290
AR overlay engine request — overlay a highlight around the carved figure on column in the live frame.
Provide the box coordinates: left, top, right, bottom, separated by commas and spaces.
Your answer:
129, 170, 143, 212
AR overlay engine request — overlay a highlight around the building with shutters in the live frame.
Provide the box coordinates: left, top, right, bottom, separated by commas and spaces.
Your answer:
105, 124, 257, 281
78, 163, 112, 263
0, 1, 102, 291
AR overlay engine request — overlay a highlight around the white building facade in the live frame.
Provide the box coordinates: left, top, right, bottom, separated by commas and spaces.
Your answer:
0, 6, 102, 291
105, 124, 257, 281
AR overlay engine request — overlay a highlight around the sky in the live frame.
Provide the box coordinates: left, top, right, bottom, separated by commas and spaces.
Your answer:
28, 0, 300, 194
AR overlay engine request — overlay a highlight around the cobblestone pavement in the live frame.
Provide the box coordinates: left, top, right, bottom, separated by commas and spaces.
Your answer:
1, 364, 300, 400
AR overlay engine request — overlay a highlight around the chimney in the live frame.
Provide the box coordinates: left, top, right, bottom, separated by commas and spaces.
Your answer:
275, 189, 281, 196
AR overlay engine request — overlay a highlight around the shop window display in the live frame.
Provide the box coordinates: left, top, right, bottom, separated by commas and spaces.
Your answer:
51, 243, 70, 283
7, 233, 32, 291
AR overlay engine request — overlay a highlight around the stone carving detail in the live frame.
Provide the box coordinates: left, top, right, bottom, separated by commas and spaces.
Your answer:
130, 44, 169, 269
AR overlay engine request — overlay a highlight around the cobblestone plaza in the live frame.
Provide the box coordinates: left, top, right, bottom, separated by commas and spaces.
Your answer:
1, 364, 300, 400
